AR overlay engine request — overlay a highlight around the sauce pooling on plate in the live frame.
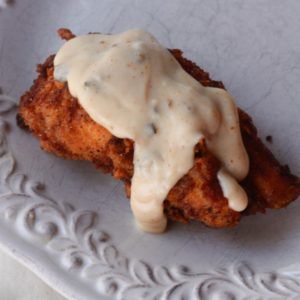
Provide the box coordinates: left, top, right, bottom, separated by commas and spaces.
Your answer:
54, 29, 249, 233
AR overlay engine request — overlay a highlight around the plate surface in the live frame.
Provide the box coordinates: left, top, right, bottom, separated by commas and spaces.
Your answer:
0, 0, 300, 299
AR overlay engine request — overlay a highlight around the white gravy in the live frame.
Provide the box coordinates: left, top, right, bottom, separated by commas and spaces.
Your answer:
54, 29, 249, 233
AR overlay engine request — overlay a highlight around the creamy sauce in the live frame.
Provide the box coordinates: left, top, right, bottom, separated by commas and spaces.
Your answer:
54, 29, 249, 233
217, 168, 248, 211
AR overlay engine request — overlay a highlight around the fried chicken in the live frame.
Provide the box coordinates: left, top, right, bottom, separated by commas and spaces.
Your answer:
17, 29, 300, 228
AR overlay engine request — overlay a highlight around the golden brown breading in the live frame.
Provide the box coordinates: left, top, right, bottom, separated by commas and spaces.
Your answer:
18, 29, 300, 228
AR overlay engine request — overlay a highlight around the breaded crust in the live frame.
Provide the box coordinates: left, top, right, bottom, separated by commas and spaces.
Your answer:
18, 29, 300, 228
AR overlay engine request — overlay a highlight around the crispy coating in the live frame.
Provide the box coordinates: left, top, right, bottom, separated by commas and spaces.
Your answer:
18, 29, 300, 228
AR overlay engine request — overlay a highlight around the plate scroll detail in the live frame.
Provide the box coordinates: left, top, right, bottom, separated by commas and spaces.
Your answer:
0, 93, 300, 299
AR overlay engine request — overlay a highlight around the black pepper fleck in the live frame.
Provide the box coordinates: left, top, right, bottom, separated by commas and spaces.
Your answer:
266, 135, 273, 144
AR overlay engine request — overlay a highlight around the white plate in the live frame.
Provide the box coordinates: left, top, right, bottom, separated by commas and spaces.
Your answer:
0, 1, 300, 299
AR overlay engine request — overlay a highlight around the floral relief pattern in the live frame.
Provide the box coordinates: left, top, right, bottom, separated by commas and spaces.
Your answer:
0, 93, 299, 300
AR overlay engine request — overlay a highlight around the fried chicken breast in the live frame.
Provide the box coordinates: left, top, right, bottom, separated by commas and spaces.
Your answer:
17, 29, 300, 228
